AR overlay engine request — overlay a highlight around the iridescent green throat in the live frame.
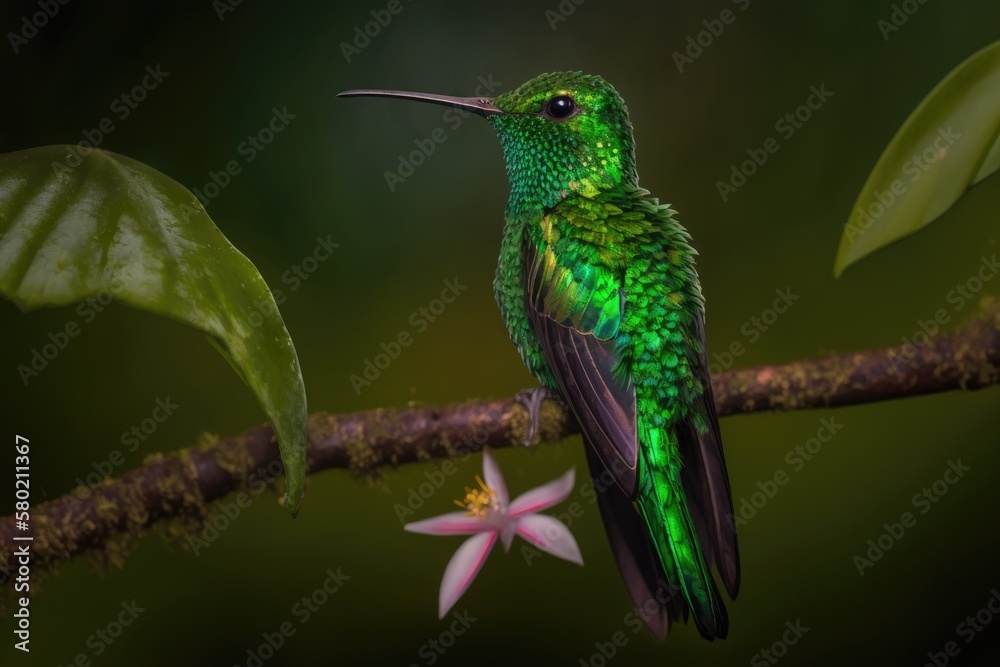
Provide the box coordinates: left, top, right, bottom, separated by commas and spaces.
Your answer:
487, 71, 639, 215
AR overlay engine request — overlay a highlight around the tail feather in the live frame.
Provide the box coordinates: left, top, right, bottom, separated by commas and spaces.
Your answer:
685, 312, 742, 598
680, 414, 740, 598
584, 443, 672, 640
636, 428, 729, 640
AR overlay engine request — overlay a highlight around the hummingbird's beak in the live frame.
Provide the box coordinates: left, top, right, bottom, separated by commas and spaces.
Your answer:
337, 89, 503, 117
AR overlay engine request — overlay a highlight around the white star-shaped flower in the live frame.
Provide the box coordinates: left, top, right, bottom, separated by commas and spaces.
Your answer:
405, 448, 583, 617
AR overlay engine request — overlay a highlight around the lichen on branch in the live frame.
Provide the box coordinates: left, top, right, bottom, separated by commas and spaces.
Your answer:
2, 299, 999, 592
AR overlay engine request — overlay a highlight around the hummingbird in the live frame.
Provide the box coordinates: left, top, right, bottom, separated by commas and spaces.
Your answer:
339, 71, 739, 640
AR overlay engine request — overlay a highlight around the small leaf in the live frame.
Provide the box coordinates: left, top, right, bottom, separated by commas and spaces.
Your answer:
0, 146, 308, 514
834, 40, 1000, 277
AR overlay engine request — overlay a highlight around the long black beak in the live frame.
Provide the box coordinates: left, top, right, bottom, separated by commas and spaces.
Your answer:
337, 89, 502, 117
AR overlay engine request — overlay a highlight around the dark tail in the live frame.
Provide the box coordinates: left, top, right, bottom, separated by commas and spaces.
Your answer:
585, 444, 689, 640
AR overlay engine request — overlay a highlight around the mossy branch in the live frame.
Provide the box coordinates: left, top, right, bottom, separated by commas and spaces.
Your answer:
2, 299, 999, 591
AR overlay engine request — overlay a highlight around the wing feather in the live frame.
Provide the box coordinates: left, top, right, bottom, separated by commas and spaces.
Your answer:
524, 238, 639, 496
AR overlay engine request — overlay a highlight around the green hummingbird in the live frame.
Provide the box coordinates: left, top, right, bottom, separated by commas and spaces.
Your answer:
339, 71, 739, 640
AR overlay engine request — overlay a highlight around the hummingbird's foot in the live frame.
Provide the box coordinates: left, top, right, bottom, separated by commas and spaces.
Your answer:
513, 386, 563, 446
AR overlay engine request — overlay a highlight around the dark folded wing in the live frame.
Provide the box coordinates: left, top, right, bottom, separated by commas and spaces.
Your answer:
524, 238, 639, 497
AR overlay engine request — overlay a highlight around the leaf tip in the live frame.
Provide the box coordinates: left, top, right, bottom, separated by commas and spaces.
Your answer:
284, 490, 302, 518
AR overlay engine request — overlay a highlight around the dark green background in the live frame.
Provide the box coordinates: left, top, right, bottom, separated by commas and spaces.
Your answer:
2, 0, 999, 665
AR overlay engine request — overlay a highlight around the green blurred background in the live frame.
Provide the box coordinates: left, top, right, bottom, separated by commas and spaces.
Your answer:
2, 0, 999, 665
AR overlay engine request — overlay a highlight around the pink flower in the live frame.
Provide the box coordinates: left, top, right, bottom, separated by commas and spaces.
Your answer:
404, 447, 583, 617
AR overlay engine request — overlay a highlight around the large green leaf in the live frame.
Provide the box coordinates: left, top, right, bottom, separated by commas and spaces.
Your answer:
0, 145, 307, 515
834, 40, 1000, 277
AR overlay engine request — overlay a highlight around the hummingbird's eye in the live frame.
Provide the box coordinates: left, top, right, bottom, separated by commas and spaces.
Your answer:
543, 95, 577, 120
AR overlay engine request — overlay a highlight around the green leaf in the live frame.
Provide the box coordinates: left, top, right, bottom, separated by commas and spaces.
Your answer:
834, 40, 1000, 277
0, 145, 307, 515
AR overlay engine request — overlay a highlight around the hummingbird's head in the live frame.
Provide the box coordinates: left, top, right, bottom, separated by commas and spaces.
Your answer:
487, 71, 638, 209
338, 71, 637, 210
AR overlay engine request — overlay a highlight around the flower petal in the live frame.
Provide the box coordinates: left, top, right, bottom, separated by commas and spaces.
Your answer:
482, 447, 509, 506
499, 519, 518, 552
405, 512, 487, 536
515, 514, 583, 565
507, 468, 575, 517
439, 531, 498, 618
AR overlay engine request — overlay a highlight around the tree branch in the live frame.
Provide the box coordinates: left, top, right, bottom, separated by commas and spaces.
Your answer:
3, 300, 999, 589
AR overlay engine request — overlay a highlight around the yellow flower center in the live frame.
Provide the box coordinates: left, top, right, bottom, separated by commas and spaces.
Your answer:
453, 475, 497, 518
